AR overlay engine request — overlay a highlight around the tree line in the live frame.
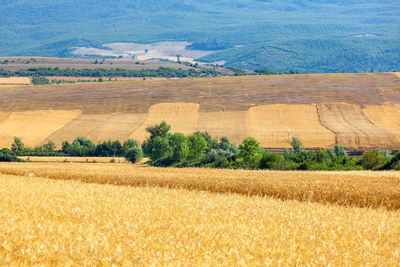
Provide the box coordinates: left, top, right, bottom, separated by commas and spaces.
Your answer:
0, 67, 220, 78
3, 121, 400, 171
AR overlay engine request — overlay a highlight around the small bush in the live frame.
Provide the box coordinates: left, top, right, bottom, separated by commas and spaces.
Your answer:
125, 147, 144, 163
361, 150, 386, 170
259, 152, 283, 169
0, 148, 23, 162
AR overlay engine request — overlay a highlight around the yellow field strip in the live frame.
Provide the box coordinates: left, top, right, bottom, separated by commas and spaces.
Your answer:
0, 77, 30, 85
197, 110, 247, 144
129, 103, 199, 142
0, 163, 400, 210
0, 173, 399, 265
19, 156, 129, 163
364, 105, 400, 141
247, 104, 335, 148
0, 110, 82, 148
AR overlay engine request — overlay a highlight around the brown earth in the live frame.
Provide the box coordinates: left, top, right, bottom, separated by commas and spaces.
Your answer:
0, 73, 399, 114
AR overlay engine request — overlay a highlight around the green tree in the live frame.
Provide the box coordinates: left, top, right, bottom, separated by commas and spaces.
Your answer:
187, 133, 208, 161
169, 133, 189, 163
334, 144, 347, 157
125, 147, 144, 163
42, 140, 56, 153
238, 137, 264, 169
11, 137, 25, 154
150, 136, 173, 165
361, 150, 386, 170
259, 152, 283, 169
146, 121, 171, 139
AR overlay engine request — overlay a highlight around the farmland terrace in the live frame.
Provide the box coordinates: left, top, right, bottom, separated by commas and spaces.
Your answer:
0, 73, 400, 150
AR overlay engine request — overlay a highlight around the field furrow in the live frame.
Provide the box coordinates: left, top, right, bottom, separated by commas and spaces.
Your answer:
317, 103, 399, 149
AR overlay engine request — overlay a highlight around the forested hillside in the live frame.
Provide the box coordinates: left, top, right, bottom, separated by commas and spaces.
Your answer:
1, 0, 399, 72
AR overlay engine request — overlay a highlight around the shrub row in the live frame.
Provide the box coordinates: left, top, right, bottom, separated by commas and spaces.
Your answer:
4, 121, 400, 170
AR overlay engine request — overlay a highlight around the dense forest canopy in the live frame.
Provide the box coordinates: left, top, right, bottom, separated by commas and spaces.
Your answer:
1, 0, 399, 72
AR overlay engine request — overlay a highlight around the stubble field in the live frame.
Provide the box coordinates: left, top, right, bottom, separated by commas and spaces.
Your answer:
0, 163, 399, 265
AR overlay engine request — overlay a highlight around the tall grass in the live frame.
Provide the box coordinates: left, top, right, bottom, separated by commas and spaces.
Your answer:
0, 163, 400, 209
1, 174, 399, 265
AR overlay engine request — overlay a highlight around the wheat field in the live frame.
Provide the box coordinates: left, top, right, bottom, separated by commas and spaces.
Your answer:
0, 167, 399, 265
1, 163, 400, 210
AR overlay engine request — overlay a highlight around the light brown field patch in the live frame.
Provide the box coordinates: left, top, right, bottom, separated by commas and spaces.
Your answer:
0, 110, 82, 148
197, 111, 247, 143
364, 105, 400, 142
0, 77, 30, 85
86, 113, 147, 143
129, 103, 199, 142
42, 114, 113, 145
247, 104, 335, 148
317, 103, 399, 149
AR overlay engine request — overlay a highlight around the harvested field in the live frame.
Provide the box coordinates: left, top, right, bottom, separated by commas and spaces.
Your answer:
1, 171, 399, 265
42, 114, 112, 145
0, 112, 10, 125
1, 73, 399, 114
317, 103, 400, 149
1, 163, 400, 210
247, 104, 335, 148
86, 113, 146, 143
197, 111, 247, 144
0, 77, 30, 85
42, 113, 145, 146
364, 105, 400, 141
0, 110, 81, 148
129, 103, 199, 142
0, 73, 399, 149
18, 156, 129, 163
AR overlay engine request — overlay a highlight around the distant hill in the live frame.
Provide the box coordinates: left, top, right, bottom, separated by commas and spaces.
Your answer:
1, 0, 399, 73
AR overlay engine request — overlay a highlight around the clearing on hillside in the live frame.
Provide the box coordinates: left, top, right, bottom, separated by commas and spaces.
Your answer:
129, 103, 199, 142
363, 105, 400, 142
0, 77, 30, 85
0, 110, 81, 148
247, 104, 335, 148
197, 111, 247, 144
317, 103, 399, 149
